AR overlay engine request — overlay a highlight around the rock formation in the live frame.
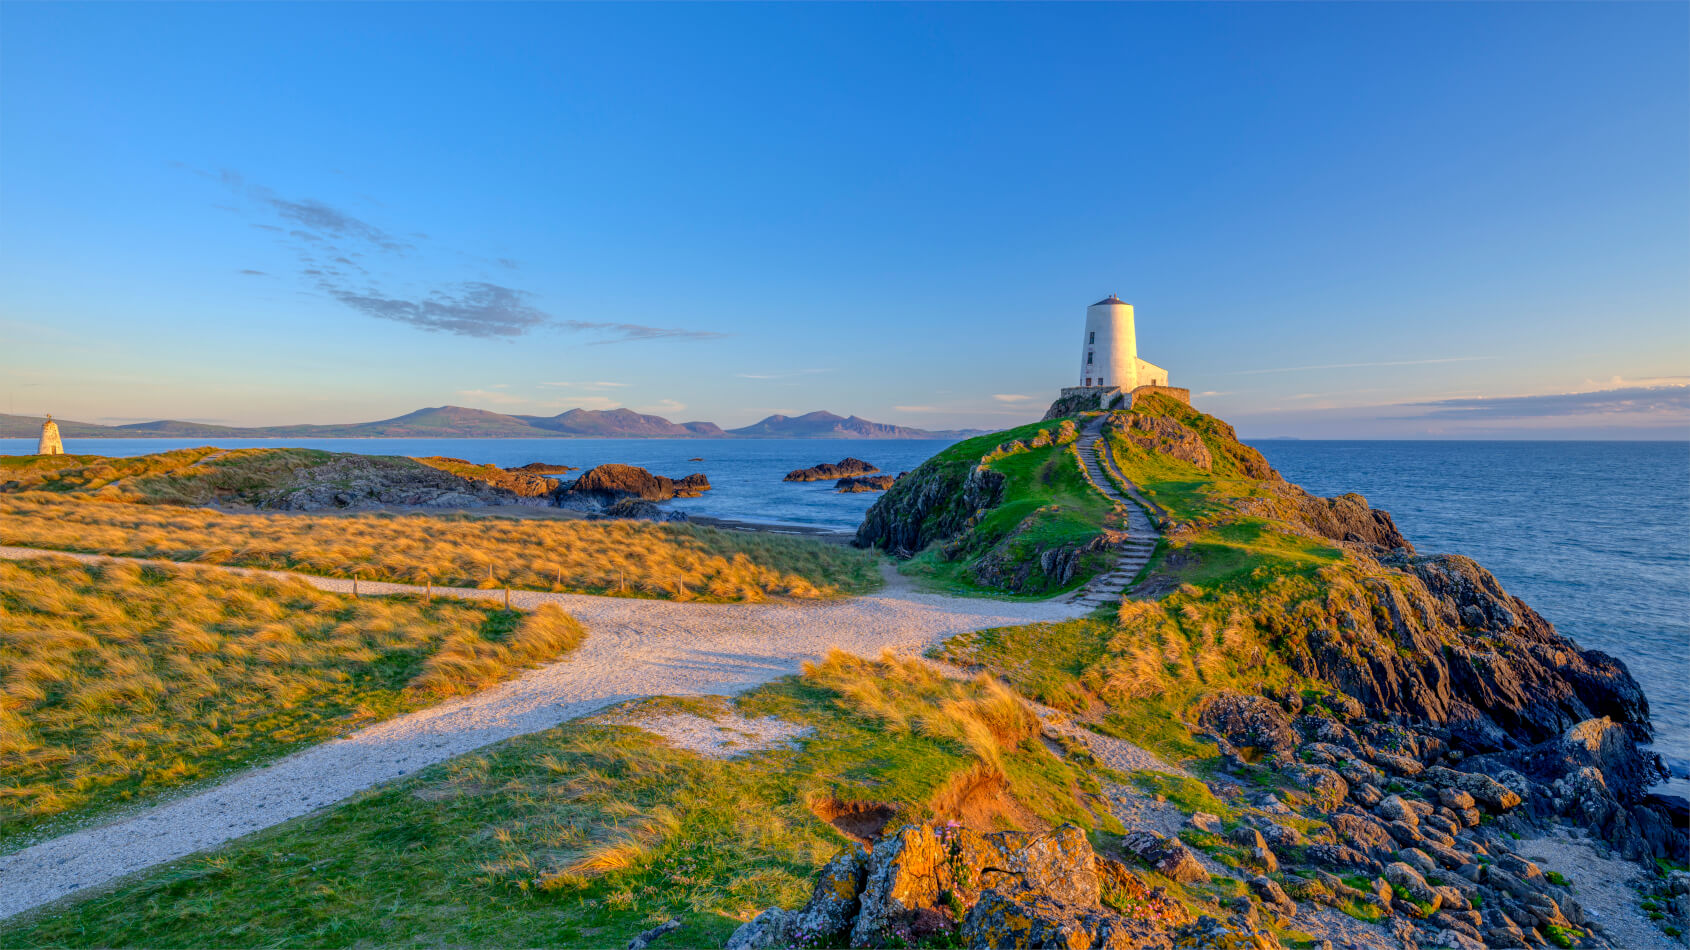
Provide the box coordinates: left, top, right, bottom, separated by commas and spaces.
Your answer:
785, 458, 880, 482
835, 474, 898, 493
556, 464, 710, 512
36, 416, 63, 455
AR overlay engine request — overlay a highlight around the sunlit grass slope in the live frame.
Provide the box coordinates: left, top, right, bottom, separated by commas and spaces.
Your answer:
0, 556, 584, 846
890, 419, 1119, 596
0, 493, 880, 601
0, 653, 1114, 948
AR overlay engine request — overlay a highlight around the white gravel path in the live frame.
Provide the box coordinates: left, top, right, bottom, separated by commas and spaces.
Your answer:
0, 545, 1086, 921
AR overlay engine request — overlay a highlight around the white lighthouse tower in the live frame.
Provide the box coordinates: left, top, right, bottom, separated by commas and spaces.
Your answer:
1079, 295, 1168, 391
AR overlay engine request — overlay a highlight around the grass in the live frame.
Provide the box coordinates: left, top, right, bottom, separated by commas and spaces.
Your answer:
900, 434, 1120, 597
0, 556, 584, 848
0, 652, 1106, 948
0, 491, 880, 602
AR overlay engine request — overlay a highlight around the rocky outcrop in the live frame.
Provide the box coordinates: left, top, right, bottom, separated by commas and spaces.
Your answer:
1195, 690, 1299, 765
593, 498, 689, 522
505, 461, 576, 474
414, 457, 563, 499
727, 823, 1270, 950
967, 523, 1114, 594
557, 464, 710, 511
1105, 413, 1213, 471
836, 474, 898, 493
1285, 488, 1415, 553
786, 458, 880, 482
856, 460, 1005, 556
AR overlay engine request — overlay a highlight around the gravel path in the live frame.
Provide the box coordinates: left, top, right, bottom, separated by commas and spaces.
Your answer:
0, 545, 1086, 921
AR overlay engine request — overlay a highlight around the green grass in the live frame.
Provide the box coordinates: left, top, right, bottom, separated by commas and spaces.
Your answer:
0, 654, 1105, 948
901, 441, 1119, 597
0, 556, 585, 850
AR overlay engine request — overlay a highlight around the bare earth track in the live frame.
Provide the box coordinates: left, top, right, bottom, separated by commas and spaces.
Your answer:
0, 545, 1087, 921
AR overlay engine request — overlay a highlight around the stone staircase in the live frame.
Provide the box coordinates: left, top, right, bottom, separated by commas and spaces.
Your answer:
1068, 416, 1161, 609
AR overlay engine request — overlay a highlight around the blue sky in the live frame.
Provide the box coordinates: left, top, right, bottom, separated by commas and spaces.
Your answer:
3, 2, 1686, 438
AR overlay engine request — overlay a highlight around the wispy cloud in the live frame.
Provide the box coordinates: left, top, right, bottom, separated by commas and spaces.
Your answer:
557, 319, 727, 344
1401, 383, 1690, 421
1223, 356, 1496, 376
735, 368, 832, 380
991, 393, 1032, 403
641, 399, 687, 414
333, 283, 550, 338
200, 166, 724, 342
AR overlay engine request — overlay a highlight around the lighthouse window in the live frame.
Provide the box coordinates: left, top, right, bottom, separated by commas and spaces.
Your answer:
1088, 331, 1095, 344
1086, 351, 1093, 364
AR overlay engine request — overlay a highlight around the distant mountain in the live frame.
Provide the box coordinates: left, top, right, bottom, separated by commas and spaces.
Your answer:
728, 410, 985, 440
517, 408, 728, 438
0, 407, 989, 440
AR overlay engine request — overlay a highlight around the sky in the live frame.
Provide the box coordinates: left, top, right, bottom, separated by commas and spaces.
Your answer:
2, 2, 1686, 439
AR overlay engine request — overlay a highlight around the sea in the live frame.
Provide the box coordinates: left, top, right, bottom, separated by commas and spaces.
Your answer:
4, 435, 1686, 794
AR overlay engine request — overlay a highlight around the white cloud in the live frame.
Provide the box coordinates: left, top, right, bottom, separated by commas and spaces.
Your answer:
641, 399, 686, 414
455, 388, 528, 406
1222, 356, 1495, 376
991, 393, 1032, 403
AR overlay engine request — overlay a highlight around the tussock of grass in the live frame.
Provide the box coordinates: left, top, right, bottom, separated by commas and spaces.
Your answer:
0, 557, 584, 845
0, 492, 879, 601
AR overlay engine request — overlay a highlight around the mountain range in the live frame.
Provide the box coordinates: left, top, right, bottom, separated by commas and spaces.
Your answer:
0, 407, 990, 440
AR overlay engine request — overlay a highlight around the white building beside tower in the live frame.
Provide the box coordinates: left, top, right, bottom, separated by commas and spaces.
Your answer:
1079, 295, 1169, 390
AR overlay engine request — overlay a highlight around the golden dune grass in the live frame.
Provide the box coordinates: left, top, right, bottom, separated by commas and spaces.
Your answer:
0, 492, 879, 601
0, 555, 585, 843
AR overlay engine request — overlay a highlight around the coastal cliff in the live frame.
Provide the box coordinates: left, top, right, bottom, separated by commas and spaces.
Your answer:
836, 394, 1686, 948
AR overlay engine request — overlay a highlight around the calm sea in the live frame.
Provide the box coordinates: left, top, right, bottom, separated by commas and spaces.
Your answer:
1254, 441, 1690, 796
5, 436, 1686, 792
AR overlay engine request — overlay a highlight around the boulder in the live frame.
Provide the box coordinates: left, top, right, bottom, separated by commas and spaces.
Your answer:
785, 458, 880, 482
560, 464, 711, 507
836, 475, 898, 493
1195, 691, 1299, 760
1122, 831, 1210, 884
1420, 766, 1522, 813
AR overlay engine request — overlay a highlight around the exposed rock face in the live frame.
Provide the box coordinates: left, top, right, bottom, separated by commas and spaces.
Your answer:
856, 421, 1075, 557
1286, 488, 1415, 553
836, 474, 898, 493
1106, 413, 1213, 471
1196, 690, 1300, 764
728, 823, 1266, 950
856, 461, 1005, 556
786, 458, 880, 482
557, 464, 710, 510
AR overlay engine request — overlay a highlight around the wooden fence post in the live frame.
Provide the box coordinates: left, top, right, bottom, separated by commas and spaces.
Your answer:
504, 587, 511, 610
